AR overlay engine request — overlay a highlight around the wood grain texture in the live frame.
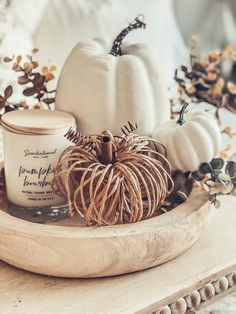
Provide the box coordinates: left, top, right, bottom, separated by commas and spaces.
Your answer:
0, 187, 213, 278
0, 195, 235, 314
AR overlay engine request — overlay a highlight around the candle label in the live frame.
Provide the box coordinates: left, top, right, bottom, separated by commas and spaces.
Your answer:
3, 131, 70, 207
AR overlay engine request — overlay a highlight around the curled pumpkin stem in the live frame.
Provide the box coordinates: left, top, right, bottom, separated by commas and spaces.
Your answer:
176, 103, 189, 125
110, 14, 146, 57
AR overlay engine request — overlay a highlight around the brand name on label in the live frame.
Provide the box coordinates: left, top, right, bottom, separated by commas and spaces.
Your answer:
24, 149, 57, 157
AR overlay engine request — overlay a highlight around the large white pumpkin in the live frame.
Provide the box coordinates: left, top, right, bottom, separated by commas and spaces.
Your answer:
152, 106, 222, 172
56, 16, 170, 135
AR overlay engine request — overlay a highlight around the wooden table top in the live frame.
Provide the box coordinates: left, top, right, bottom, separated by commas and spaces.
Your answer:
1, 195, 236, 314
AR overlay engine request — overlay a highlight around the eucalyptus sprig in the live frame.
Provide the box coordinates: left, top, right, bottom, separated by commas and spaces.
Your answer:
0, 48, 56, 116
192, 157, 236, 207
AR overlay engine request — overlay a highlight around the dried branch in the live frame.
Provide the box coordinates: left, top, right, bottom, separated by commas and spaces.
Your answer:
191, 157, 236, 208
173, 44, 236, 117
1, 48, 57, 115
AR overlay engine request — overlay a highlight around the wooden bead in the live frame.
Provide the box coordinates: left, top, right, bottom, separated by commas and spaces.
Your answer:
154, 305, 171, 314
227, 272, 236, 287
199, 283, 215, 301
170, 298, 187, 314
185, 290, 201, 308
213, 276, 228, 293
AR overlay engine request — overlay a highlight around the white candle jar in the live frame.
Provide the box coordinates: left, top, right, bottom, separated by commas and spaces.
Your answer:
1, 110, 75, 222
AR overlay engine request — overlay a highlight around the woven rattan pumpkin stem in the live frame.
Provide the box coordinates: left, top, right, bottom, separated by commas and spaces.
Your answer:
177, 103, 189, 125
101, 133, 113, 164
110, 14, 146, 57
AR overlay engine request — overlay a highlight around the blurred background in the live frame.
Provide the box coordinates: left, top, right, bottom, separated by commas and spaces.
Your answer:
0, 0, 235, 311
0, 0, 235, 151
2, 0, 236, 83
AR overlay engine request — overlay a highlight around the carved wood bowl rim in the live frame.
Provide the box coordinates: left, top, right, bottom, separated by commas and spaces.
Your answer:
0, 186, 214, 278
0, 186, 210, 234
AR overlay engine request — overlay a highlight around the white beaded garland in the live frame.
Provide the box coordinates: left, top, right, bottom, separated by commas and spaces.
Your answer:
155, 271, 236, 313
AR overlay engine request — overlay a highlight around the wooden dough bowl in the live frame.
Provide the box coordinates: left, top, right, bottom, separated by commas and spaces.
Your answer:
0, 187, 214, 278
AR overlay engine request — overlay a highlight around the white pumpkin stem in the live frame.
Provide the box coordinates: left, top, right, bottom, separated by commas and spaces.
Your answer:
110, 14, 146, 57
177, 103, 189, 125
101, 133, 113, 164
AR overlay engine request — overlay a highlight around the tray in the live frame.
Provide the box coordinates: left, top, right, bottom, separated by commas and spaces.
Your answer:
0, 187, 214, 278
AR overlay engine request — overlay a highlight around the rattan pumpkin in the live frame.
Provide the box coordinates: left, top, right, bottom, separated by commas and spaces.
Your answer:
52, 126, 173, 226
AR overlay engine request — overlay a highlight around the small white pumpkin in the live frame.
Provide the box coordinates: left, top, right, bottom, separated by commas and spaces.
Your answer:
152, 104, 222, 172
56, 16, 170, 135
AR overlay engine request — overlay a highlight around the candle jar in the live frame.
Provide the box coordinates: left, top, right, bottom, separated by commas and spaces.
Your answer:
1, 109, 75, 223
